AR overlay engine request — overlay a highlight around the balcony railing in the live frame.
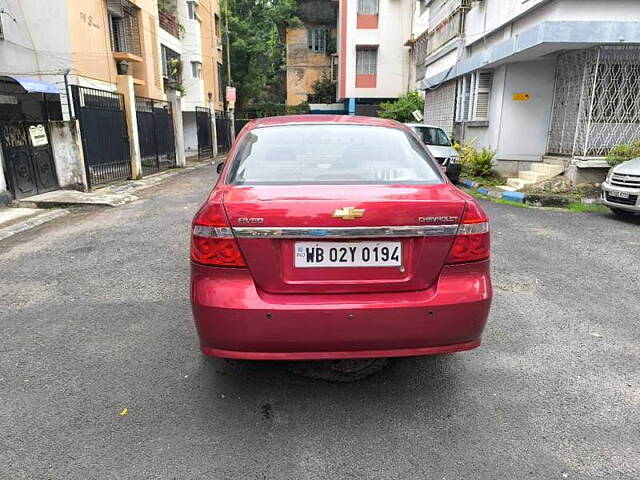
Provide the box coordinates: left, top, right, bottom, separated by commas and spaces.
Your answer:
159, 10, 180, 38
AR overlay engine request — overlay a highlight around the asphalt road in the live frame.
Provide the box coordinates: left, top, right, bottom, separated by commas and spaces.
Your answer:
1, 164, 639, 479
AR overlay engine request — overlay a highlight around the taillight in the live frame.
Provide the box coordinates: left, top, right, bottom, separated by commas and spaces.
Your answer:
191, 203, 246, 267
445, 201, 490, 264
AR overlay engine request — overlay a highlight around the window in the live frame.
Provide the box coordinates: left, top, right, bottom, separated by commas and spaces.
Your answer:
187, 1, 197, 20
308, 27, 328, 53
0, 14, 4, 40
228, 125, 442, 185
413, 127, 451, 146
191, 61, 202, 79
214, 14, 221, 39
108, 1, 141, 54
356, 47, 377, 75
358, 0, 379, 15
456, 71, 492, 122
418, 0, 427, 16
161, 45, 181, 87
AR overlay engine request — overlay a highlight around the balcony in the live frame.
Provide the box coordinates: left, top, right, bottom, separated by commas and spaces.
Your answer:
159, 10, 180, 38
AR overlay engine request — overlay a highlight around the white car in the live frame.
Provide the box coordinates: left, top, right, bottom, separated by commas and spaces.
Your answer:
405, 124, 461, 183
601, 157, 640, 216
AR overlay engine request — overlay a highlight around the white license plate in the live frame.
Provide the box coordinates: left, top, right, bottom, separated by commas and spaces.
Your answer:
295, 241, 402, 268
610, 190, 630, 199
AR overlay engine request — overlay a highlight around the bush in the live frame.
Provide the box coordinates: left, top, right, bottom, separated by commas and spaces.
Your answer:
454, 139, 496, 178
379, 91, 424, 123
607, 141, 640, 166
307, 75, 336, 104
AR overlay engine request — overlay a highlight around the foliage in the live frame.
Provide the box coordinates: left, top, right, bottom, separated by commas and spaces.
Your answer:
607, 141, 640, 166
378, 91, 424, 123
454, 139, 496, 178
236, 103, 309, 119
568, 202, 610, 213
222, 0, 299, 109
307, 75, 336, 104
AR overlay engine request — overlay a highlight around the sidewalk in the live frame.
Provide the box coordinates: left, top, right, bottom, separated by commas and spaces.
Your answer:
0, 157, 220, 242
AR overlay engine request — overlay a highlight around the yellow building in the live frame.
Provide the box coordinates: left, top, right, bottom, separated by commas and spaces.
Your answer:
285, 0, 338, 106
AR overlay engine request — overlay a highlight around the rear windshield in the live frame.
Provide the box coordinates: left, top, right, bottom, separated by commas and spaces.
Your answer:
227, 124, 443, 185
413, 126, 451, 147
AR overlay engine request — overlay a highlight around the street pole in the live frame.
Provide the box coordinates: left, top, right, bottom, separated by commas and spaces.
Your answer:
224, 0, 235, 142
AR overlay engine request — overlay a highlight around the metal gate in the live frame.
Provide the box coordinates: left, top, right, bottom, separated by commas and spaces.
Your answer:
135, 96, 176, 175
548, 46, 640, 157
1, 122, 58, 199
71, 85, 131, 187
216, 111, 232, 152
195, 106, 213, 159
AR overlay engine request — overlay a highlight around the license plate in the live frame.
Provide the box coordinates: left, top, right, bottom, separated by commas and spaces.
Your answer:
609, 190, 630, 199
295, 241, 402, 268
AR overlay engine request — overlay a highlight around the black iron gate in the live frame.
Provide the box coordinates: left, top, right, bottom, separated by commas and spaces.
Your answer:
71, 85, 131, 187
135, 96, 176, 175
215, 111, 232, 153
1, 122, 58, 199
195, 106, 213, 159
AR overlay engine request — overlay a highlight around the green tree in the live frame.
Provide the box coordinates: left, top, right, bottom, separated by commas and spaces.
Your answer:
222, 0, 299, 110
307, 75, 336, 104
378, 91, 425, 123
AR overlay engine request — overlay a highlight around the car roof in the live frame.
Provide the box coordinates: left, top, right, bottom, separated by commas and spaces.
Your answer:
249, 115, 409, 130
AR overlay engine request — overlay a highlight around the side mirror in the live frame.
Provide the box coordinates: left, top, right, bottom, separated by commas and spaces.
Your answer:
216, 162, 224, 174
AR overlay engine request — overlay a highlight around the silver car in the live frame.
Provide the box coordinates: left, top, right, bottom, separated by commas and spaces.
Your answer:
602, 157, 640, 216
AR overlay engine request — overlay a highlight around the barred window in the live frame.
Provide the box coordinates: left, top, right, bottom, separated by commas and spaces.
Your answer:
356, 47, 378, 75
358, 0, 379, 15
308, 27, 328, 53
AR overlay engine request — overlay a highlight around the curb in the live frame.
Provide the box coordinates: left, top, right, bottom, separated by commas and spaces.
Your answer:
459, 177, 599, 208
460, 178, 526, 204
0, 209, 70, 242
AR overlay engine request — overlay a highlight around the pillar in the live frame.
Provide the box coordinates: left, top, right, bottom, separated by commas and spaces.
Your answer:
116, 75, 142, 179
167, 91, 186, 168
348, 98, 356, 115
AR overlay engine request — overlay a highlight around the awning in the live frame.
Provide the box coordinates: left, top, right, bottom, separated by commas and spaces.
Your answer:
8, 76, 60, 94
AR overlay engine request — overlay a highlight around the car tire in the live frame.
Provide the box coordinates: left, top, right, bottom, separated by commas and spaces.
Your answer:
610, 207, 636, 217
289, 358, 391, 383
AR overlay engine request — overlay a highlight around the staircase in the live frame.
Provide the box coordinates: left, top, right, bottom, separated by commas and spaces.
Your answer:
501, 162, 565, 191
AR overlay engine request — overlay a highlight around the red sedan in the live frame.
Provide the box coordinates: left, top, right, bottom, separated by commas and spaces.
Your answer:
190, 115, 492, 361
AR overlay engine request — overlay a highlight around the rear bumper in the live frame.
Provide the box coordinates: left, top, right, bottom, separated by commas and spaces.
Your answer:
191, 261, 492, 360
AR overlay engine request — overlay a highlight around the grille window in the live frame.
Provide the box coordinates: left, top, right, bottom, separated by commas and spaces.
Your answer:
109, 1, 141, 55
356, 47, 377, 75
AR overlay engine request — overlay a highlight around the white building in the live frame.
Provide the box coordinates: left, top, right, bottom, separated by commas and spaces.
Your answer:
336, 0, 413, 115
417, 0, 640, 182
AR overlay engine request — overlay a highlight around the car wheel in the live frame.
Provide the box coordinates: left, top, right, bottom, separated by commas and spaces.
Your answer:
610, 207, 636, 217
289, 358, 391, 382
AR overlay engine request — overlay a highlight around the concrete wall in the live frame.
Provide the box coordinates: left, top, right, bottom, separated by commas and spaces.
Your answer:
48, 121, 87, 191
180, 0, 206, 112
457, 60, 556, 174
183, 112, 198, 154
0, 147, 9, 204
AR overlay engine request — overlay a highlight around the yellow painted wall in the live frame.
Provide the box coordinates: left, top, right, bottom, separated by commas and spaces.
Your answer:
67, 0, 163, 99
199, 0, 223, 111
286, 27, 333, 106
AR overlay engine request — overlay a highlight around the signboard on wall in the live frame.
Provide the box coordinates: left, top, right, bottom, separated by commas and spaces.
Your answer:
29, 124, 48, 147
226, 86, 236, 105
512, 93, 531, 101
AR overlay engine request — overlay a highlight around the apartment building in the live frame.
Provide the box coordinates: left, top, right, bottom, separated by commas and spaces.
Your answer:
417, 0, 640, 179
336, 0, 413, 115
157, 0, 224, 155
0, 0, 222, 201
285, 0, 338, 106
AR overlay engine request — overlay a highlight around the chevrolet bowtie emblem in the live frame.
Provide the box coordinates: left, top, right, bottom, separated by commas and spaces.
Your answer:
332, 206, 365, 220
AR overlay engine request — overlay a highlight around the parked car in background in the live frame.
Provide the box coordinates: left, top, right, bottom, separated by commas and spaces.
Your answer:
191, 115, 492, 371
406, 124, 461, 183
601, 157, 640, 216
